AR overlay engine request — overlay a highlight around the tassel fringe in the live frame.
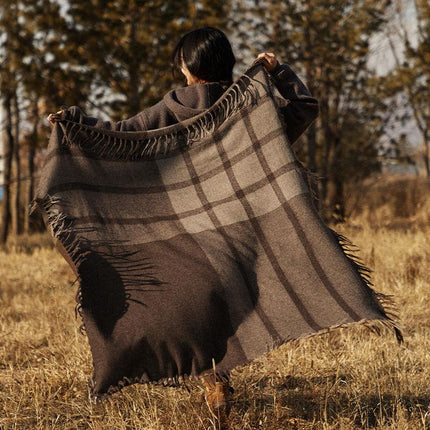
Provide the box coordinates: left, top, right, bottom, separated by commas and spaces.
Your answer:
59, 75, 259, 161
33, 195, 89, 333
330, 229, 404, 343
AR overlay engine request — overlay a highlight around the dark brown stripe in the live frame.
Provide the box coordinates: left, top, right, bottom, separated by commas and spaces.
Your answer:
241, 112, 362, 321
181, 149, 283, 347
46, 126, 285, 196
66, 162, 301, 226
213, 128, 322, 332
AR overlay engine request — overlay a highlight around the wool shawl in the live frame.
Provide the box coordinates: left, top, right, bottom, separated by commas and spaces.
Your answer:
34, 63, 402, 398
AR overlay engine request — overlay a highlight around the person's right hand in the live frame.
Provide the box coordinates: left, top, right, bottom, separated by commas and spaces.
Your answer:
256, 52, 279, 73
47, 109, 66, 124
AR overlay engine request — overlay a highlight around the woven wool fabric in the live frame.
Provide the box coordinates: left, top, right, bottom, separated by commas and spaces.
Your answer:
34, 64, 401, 398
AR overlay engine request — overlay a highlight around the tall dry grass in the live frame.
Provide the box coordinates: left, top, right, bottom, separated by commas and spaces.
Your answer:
345, 175, 430, 229
1, 177, 429, 429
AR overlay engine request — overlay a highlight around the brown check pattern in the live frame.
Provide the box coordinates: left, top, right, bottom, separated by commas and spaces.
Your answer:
35, 65, 400, 397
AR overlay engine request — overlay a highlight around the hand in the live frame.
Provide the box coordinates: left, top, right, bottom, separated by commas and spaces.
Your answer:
256, 52, 279, 72
47, 109, 66, 124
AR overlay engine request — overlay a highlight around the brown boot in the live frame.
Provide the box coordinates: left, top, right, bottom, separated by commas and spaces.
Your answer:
202, 374, 232, 428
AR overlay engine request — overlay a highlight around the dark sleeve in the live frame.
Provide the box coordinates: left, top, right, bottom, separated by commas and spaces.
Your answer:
65, 106, 150, 132
269, 63, 319, 144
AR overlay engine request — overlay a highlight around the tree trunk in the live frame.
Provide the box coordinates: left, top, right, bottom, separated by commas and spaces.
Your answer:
0, 95, 14, 244
319, 94, 332, 212
306, 122, 317, 173
424, 130, 429, 178
12, 91, 21, 235
126, 4, 141, 116
327, 136, 345, 223
306, 122, 319, 208
302, 4, 319, 208
331, 146, 345, 223
25, 103, 39, 234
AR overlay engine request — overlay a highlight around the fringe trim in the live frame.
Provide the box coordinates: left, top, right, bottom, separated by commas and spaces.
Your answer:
91, 371, 201, 401
33, 195, 90, 269
33, 195, 89, 333
59, 74, 259, 161
91, 365, 229, 401
296, 160, 321, 208
330, 229, 404, 344
92, 315, 404, 401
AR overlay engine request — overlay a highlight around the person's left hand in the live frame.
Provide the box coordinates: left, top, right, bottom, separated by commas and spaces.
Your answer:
257, 52, 279, 72
47, 109, 66, 125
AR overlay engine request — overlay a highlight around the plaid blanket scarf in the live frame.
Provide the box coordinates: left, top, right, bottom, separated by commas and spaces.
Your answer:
34, 64, 401, 398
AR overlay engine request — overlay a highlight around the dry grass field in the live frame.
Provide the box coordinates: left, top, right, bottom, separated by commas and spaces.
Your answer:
1, 177, 429, 429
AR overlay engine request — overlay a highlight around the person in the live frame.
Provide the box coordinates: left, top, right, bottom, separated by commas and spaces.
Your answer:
46, 26, 318, 424
47, 27, 318, 145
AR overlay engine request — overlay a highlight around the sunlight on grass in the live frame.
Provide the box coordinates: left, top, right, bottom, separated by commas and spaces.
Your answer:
1, 220, 429, 429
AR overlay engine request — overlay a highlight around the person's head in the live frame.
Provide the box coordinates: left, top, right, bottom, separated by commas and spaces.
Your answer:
172, 27, 236, 86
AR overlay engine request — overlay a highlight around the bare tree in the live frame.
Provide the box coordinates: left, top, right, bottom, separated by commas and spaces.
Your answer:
384, 0, 430, 177
0, 92, 14, 243
250, 0, 390, 219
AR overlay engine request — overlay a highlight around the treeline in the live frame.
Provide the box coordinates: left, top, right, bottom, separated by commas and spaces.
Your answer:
0, 0, 429, 243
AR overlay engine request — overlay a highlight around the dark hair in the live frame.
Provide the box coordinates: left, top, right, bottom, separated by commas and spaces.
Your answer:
171, 27, 236, 86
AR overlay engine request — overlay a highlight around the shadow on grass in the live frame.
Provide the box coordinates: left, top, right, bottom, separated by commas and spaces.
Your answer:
232, 374, 430, 429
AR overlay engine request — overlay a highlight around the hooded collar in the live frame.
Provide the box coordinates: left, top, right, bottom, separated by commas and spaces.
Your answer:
163, 83, 225, 122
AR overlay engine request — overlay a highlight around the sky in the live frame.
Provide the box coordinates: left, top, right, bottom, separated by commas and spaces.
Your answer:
368, 0, 417, 74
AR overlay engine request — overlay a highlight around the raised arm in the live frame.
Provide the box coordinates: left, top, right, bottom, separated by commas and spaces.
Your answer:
257, 53, 319, 144
47, 106, 149, 132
